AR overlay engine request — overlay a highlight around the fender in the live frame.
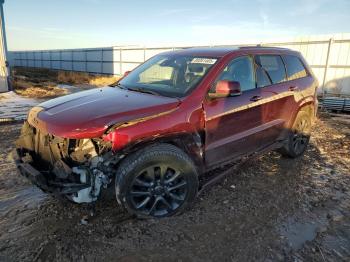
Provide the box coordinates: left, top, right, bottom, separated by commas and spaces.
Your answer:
111, 131, 205, 174
103, 97, 206, 173
289, 99, 316, 128
288, 79, 318, 128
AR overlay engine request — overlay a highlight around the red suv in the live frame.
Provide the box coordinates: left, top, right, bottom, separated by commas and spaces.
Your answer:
15, 47, 318, 218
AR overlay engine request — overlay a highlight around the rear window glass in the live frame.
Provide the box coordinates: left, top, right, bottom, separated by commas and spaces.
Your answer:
255, 55, 286, 85
283, 55, 308, 80
256, 67, 272, 88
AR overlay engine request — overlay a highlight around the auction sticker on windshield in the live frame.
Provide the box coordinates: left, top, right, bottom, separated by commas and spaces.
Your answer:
191, 58, 217, 64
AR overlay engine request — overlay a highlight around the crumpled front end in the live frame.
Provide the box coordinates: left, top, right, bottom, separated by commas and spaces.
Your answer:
15, 121, 116, 203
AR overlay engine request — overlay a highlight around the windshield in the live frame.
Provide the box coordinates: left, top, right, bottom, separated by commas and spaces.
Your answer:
118, 54, 218, 98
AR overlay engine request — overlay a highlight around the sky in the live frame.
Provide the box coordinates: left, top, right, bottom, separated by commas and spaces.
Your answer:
4, 0, 350, 51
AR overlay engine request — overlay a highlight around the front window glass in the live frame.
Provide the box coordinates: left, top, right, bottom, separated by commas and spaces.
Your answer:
217, 56, 255, 92
118, 55, 217, 97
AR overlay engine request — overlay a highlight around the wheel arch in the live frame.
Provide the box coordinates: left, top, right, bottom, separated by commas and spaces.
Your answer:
115, 132, 205, 174
299, 103, 315, 117
290, 101, 316, 128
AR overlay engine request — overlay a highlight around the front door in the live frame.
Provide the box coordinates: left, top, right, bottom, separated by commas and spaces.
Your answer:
204, 56, 264, 166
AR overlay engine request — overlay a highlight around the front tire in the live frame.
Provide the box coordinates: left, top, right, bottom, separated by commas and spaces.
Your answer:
278, 111, 312, 158
115, 144, 199, 218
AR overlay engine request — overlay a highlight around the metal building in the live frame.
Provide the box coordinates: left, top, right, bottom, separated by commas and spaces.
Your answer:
0, 0, 8, 92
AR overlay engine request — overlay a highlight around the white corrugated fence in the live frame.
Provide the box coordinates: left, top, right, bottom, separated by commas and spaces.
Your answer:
8, 33, 350, 96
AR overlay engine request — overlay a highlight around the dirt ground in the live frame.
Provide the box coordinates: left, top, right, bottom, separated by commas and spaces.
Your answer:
0, 113, 349, 262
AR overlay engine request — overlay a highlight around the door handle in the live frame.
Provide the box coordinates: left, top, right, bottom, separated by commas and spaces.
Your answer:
250, 95, 262, 102
289, 86, 299, 91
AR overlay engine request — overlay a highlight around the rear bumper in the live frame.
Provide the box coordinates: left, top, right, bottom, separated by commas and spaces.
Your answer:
13, 149, 90, 195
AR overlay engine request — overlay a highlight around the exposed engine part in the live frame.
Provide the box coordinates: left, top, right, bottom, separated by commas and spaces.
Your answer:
70, 139, 98, 163
68, 167, 110, 203
15, 121, 116, 203
90, 156, 104, 168
53, 159, 72, 179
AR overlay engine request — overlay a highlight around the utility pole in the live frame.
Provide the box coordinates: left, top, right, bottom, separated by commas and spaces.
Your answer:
0, 0, 9, 92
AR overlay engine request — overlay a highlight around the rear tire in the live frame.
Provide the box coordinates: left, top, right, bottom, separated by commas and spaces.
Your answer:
115, 143, 199, 218
278, 111, 312, 158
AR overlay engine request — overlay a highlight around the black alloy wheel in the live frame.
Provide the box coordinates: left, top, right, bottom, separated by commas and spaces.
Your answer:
292, 117, 310, 155
278, 110, 312, 158
116, 143, 199, 218
128, 165, 188, 216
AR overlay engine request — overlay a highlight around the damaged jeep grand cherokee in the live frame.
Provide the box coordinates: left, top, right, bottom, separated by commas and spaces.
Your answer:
15, 47, 318, 218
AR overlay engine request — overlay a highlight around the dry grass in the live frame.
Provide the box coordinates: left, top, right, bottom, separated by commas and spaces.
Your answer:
14, 86, 68, 98
57, 71, 119, 86
11, 67, 120, 98
88, 75, 120, 86
12, 78, 68, 98
57, 71, 91, 84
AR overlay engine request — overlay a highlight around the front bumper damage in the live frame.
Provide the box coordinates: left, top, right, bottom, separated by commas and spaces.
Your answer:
14, 150, 90, 195
14, 121, 117, 203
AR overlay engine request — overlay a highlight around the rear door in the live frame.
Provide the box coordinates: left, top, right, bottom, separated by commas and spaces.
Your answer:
253, 54, 294, 147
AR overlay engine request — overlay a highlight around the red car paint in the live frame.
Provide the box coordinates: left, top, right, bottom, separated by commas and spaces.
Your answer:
35, 87, 181, 138
31, 47, 318, 169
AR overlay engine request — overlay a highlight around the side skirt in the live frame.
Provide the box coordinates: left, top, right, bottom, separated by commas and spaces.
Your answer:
198, 140, 284, 195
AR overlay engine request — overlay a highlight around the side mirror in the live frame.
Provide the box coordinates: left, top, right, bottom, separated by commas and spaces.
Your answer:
209, 80, 242, 98
123, 71, 131, 77
110, 70, 132, 87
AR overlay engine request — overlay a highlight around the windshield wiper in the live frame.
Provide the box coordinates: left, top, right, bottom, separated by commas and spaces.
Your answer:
111, 83, 161, 96
109, 82, 127, 89
127, 87, 161, 96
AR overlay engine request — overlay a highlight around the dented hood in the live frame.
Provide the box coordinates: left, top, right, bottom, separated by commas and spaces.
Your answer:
31, 87, 180, 138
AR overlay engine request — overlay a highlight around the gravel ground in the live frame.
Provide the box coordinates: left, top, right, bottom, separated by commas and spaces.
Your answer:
0, 113, 349, 262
